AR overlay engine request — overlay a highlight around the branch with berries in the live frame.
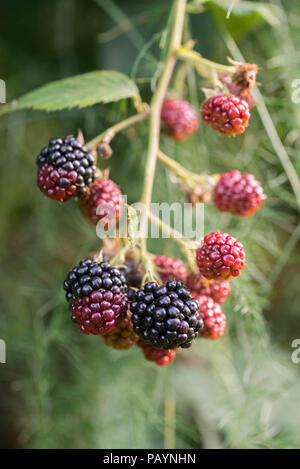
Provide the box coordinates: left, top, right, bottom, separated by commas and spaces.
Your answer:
22, 0, 268, 367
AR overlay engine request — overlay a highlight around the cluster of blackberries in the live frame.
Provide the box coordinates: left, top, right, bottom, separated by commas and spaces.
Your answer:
37, 136, 123, 227
63, 257, 207, 365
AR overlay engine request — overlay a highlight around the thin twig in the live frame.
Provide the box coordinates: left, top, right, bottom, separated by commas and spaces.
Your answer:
86, 111, 149, 149
139, 0, 186, 258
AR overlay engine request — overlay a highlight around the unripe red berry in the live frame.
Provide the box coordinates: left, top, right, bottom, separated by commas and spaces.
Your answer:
213, 170, 266, 217
154, 255, 187, 283
104, 309, 138, 350
201, 95, 250, 136
187, 273, 231, 304
138, 339, 177, 366
195, 295, 226, 340
196, 232, 245, 280
80, 178, 123, 226
161, 98, 199, 141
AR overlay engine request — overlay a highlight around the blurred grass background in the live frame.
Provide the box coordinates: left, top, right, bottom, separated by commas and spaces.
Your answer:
0, 0, 300, 449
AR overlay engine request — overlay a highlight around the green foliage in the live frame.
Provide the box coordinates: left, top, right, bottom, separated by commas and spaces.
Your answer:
188, 1, 282, 37
8, 71, 140, 113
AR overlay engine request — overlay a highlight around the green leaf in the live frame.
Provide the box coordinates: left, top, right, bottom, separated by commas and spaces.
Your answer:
3, 70, 140, 114
203, 1, 282, 38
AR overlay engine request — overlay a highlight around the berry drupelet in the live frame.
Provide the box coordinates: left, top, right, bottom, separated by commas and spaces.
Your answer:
161, 98, 199, 141
154, 255, 187, 284
104, 309, 138, 350
129, 280, 203, 350
37, 137, 97, 202
80, 178, 123, 226
201, 95, 250, 136
64, 258, 128, 336
213, 170, 266, 217
187, 272, 231, 304
196, 232, 246, 280
138, 339, 177, 367
196, 295, 226, 340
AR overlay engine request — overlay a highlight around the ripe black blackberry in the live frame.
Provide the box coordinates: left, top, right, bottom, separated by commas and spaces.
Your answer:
130, 281, 203, 350
37, 137, 97, 201
64, 258, 128, 336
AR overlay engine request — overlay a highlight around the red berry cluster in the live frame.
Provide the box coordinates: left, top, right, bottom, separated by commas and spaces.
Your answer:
187, 273, 231, 305
137, 339, 177, 366
80, 178, 123, 226
195, 295, 226, 340
161, 99, 199, 141
196, 232, 246, 280
201, 95, 250, 136
154, 255, 187, 283
213, 170, 266, 217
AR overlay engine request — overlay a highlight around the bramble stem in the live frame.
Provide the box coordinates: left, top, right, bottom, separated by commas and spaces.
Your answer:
158, 150, 192, 181
148, 211, 187, 246
158, 150, 219, 189
139, 0, 186, 259
177, 48, 235, 74
86, 111, 150, 150
148, 211, 198, 272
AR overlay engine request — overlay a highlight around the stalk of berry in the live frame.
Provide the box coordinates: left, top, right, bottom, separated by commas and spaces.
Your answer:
196, 231, 246, 280
64, 258, 128, 336
137, 339, 177, 366
37, 137, 97, 202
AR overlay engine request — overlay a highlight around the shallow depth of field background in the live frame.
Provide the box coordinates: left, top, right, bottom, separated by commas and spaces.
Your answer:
1, 0, 300, 449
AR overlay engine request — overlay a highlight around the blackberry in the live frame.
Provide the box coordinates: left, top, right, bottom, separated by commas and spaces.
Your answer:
129, 281, 203, 350
64, 258, 128, 336
161, 99, 199, 141
187, 272, 231, 304
80, 178, 123, 226
37, 136, 97, 202
196, 231, 246, 280
138, 339, 177, 367
213, 170, 266, 217
196, 295, 226, 340
154, 255, 187, 284
104, 309, 138, 350
201, 95, 250, 136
